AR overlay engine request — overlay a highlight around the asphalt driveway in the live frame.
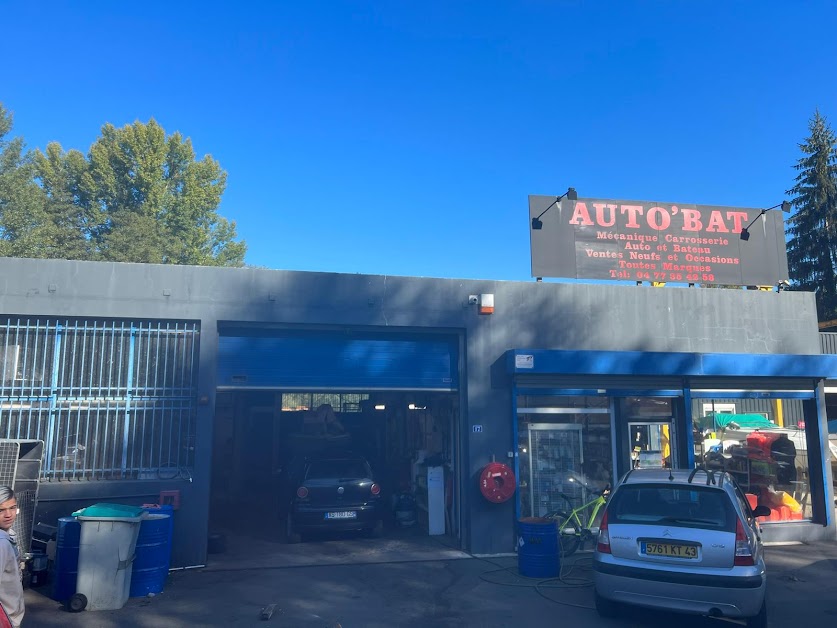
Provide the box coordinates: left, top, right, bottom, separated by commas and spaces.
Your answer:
22, 534, 837, 628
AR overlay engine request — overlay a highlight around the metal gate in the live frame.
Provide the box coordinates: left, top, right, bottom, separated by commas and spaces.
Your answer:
0, 318, 199, 481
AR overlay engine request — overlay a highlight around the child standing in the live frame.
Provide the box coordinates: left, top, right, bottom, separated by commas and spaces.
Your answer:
0, 487, 23, 627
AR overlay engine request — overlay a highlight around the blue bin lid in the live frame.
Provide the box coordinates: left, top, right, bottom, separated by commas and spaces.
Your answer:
72, 503, 146, 519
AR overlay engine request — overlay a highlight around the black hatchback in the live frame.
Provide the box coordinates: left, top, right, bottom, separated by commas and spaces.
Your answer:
284, 452, 384, 543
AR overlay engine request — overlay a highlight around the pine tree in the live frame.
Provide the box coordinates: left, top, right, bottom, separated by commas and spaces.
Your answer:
786, 110, 837, 320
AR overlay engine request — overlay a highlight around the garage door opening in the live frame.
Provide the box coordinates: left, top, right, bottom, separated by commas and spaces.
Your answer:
209, 388, 461, 559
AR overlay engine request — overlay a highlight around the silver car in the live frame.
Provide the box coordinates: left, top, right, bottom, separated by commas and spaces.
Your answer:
593, 468, 770, 628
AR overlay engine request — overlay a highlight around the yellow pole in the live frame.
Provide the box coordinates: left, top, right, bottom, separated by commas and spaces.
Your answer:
773, 399, 784, 427
661, 424, 671, 466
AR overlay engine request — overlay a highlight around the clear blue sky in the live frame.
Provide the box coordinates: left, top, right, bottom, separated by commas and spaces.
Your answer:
3, 1, 836, 281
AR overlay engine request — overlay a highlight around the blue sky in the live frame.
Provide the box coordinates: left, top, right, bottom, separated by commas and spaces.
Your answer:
3, 1, 836, 281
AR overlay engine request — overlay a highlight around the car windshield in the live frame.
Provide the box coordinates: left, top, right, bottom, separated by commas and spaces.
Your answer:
306, 459, 370, 480
608, 484, 736, 532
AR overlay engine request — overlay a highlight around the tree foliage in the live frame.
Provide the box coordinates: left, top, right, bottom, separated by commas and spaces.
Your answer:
0, 105, 49, 258
786, 110, 837, 320
0, 103, 246, 266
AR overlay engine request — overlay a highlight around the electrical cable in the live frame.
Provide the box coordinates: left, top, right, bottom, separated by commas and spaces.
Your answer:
202, 524, 597, 611
430, 530, 597, 610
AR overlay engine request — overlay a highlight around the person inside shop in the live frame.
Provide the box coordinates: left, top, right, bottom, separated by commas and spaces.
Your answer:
0, 486, 23, 627
770, 433, 798, 487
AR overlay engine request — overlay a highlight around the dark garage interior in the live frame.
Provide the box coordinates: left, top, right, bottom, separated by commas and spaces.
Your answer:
209, 389, 460, 552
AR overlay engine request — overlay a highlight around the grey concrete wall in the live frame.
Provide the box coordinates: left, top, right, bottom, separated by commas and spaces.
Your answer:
0, 257, 824, 560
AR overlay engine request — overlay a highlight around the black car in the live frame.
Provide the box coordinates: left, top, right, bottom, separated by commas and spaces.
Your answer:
284, 452, 384, 543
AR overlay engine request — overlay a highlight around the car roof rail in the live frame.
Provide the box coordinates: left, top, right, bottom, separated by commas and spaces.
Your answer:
687, 466, 718, 486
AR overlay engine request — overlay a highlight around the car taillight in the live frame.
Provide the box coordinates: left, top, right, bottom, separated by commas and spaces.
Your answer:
596, 511, 611, 554
296, 486, 309, 499
370, 483, 381, 496
734, 518, 755, 566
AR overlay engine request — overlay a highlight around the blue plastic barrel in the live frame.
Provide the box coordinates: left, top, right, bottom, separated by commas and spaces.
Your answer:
52, 516, 80, 601
517, 517, 560, 578
130, 505, 173, 597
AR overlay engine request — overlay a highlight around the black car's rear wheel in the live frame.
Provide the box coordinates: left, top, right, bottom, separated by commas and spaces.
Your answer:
366, 519, 384, 538
286, 513, 302, 544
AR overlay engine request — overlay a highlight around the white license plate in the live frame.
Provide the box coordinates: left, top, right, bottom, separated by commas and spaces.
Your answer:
325, 511, 357, 520
641, 542, 698, 559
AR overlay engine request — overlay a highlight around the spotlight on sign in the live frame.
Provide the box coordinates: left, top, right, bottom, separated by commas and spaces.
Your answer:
740, 200, 791, 241
531, 187, 578, 230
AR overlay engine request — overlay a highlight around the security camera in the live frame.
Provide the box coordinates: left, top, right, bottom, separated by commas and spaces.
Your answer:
468, 295, 479, 305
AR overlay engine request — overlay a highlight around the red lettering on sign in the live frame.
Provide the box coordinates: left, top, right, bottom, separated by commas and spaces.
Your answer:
681, 208, 701, 231
566, 203, 758, 237
705, 210, 729, 233
647, 206, 671, 230
620, 205, 643, 228
593, 203, 617, 227
728, 211, 748, 233
569, 202, 594, 226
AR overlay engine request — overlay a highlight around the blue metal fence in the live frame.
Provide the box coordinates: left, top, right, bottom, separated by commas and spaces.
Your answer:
0, 318, 199, 481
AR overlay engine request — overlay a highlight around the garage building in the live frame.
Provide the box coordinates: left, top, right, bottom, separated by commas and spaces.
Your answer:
0, 255, 835, 568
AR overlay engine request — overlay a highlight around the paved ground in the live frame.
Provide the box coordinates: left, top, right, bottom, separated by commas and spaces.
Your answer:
22, 532, 837, 628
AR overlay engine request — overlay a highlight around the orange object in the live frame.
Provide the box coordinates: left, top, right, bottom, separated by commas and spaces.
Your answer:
746, 432, 781, 460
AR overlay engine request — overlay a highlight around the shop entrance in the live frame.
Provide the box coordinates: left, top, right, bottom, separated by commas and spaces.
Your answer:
626, 421, 674, 470
617, 397, 678, 477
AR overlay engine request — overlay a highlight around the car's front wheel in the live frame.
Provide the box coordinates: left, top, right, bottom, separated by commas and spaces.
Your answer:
594, 590, 619, 619
367, 519, 384, 538
286, 514, 302, 544
746, 599, 767, 628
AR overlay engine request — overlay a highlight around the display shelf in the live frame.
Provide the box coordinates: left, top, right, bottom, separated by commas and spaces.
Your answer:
527, 424, 584, 517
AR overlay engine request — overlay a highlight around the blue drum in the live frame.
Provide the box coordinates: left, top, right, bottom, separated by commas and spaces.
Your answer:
130, 505, 174, 597
517, 517, 560, 578
52, 516, 80, 601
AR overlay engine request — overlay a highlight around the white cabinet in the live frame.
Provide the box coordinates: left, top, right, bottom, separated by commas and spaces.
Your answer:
416, 465, 446, 535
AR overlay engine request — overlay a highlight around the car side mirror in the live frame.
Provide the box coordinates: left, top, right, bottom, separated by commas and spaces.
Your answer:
752, 505, 771, 518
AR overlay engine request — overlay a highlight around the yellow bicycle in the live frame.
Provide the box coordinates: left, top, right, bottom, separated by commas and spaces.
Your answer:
546, 485, 611, 556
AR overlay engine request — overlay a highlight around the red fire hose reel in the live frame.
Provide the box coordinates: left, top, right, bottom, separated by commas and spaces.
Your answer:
479, 462, 516, 503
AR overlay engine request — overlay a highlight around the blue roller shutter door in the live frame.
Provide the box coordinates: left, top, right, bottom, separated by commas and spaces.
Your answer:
217, 333, 458, 391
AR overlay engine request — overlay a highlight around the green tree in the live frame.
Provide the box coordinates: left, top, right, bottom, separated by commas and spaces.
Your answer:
35, 142, 101, 260
36, 118, 246, 266
0, 104, 48, 258
786, 110, 837, 320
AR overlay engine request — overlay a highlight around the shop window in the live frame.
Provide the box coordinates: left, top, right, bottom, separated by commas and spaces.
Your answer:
281, 392, 369, 412
620, 397, 676, 470
702, 402, 736, 417
517, 395, 613, 520
693, 397, 812, 521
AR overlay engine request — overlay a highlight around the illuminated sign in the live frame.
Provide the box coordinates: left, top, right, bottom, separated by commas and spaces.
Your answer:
529, 195, 789, 286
